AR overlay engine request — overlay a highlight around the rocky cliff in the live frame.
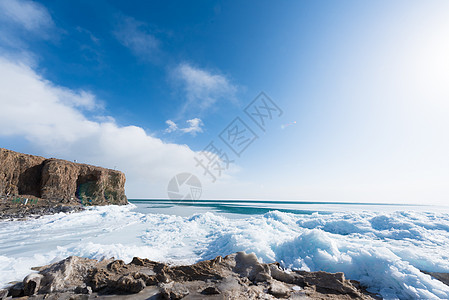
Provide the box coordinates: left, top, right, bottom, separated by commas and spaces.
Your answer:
0, 148, 127, 206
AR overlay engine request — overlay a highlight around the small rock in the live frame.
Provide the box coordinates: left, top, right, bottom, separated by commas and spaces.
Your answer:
201, 286, 220, 295
61, 206, 71, 212
130, 257, 146, 266
107, 260, 125, 272
156, 271, 170, 283
255, 272, 272, 282
23, 273, 43, 295
0, 289, 8, 300
74, 285, 92, 295
299, 270, 360, 295
268, 280, 291, 298
116, 275, 146, 293
132, 272, 157, 286
234, 252, 272, 282
8, 282, 24, 297
211, 256, 222, 265
144, 275, 158, 286
160, 282, 189, 299
269, 264, 295, 284
88, 268, 110, 291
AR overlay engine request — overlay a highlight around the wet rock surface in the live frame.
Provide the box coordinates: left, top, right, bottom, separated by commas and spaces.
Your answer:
5, 252, 378, 299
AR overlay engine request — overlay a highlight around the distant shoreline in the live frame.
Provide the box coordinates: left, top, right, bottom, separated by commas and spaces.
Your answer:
129, 198, 424, 206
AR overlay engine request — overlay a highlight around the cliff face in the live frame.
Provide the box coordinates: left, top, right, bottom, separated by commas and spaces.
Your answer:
0, 149, 46, 197
0, 148, 127, 205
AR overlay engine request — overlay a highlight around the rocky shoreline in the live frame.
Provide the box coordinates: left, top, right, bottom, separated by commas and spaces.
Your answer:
0, 196, 84, 220
1, 252, 380, 300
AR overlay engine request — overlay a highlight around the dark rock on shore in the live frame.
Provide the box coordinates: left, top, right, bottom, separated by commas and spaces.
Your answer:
421, 270, 449, 287
0, 148, 127, 219
0, 198, 84, 220
5, 252, 378, 299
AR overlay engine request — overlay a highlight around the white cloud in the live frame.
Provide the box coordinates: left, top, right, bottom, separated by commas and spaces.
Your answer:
164, 120, 178, 133
164, 118, 204, 136
173, 63, 238, 114
181, 118, 203, 135
0, 0, 56, 63
0, 0, 54, 33
0, 57, 205, 198
113, 15, 159, 60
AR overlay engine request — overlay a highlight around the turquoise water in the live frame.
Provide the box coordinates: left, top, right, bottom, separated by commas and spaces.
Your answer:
128, 199, 445, 218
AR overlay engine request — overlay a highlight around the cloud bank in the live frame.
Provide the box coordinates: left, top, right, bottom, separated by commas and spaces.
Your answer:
0, 57, 200, 198
0, 0, 54, 33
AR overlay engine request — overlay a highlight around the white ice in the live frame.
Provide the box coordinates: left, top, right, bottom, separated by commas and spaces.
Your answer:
1, 204, 449, 299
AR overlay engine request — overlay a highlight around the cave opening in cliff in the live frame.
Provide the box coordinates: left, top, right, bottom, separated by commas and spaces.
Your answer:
18, 164, 44, 198
75, 173, 100, 205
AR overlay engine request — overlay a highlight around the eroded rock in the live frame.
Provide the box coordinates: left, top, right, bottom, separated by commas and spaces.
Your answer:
0, 148, 127, 220
268, 280, 291, 298
7, 282, 23, 297
10, 252, 377, 299
160, 282, 190, 299
233, 251, 272, 282
116, 275, 146, 293
201, 286, 220, 295
23, 273, 43, 295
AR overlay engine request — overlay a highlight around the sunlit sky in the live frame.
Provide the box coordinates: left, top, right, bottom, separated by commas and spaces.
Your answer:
0, 0, 448, 204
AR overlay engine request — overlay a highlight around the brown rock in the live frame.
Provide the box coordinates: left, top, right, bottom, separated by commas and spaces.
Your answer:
0, 148, 127, 206
295, 270, 363, 297
23, 273, 43, 295
39, 256, 98, 293
107, 260, 125, 272
88, 268, 111, 291
0, 148, 45, 197
116, 275, 146, 293
201, 286, 220, 295
74, 285, 92, 295
0, 289, 7, 300
18, 252, 376, 299
130, 257, 147, 266
233, 251, 272, 282
7, 282, 24, 297
268, 280, 291, 298
160, 282, 189, 299
269, 264, 295, 284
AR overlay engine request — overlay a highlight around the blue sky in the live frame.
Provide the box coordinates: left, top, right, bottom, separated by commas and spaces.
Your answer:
0, 0, 448, 204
